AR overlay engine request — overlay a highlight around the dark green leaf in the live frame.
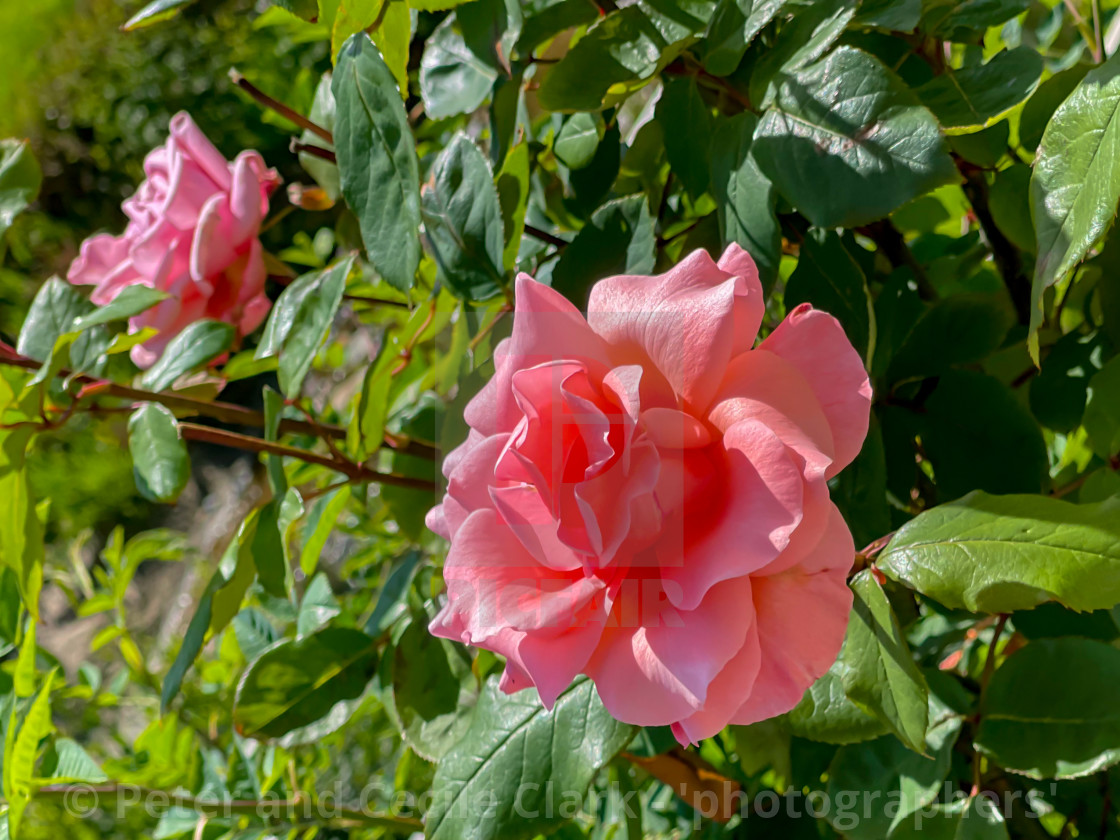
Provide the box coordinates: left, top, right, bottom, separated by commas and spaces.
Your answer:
297, 573, 341, 637
879, 491, 1120, 613
233, 626, 378, 740
392, 610, 477, 760
915, 47, 1043, 133
1030, 330, 1106, 432
786, 663, 888, 744
920, 370, 1048, 499
256, 256, 353, 396
554, 113, 604, 171
833, 416, 892, 549
0, 139, 41, 239
419, 16, 498, 119
657, 76, 711, 197
977, 638, 1120, 778
825, 697, 961, 840
1019, 63, 1091, 153
887, 295, 1013, 383
517, 0, 599, 55
709, 112, 780, 289
426, 677, 636, 840
918, 0, 1030, 40
334, 33, 421, 292
1084, 355, 1120, 459
70, 285, 170, 331
784, 229, 874, 359
1030, 50, 1120, 361
988, 163, 1036, 252
365, 551, 421, 636
536, 7, 666, 112
551, 194, 655, 307
702, 0, 789, 77
422, 134, 506, 301
889, 795, 1010, 839
753, 47, 957, 229
127, 403, 190, 504
16, 277, 92, 363
749, 0, 858, 106
839, 571, 930, 754
856, 0, 922, 31
139, 320, 235, 391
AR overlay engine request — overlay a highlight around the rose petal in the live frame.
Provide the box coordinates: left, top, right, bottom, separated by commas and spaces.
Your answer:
759, 304, 872, 477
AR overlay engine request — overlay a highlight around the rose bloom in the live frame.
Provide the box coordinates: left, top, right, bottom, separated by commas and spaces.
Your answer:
67, 112, 280, 368
428, 245, 872, 744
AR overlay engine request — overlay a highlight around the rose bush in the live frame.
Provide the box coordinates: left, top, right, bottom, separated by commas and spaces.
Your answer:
429, 245, 871, 743
5, 3, 1120, 839
66, 112, 279, 367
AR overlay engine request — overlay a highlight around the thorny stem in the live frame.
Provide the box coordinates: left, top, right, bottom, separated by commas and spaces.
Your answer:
469, 304, 514, 353
229, 69, 334, 144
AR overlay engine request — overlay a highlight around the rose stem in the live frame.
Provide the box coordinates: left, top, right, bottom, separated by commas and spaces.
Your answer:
229, 68, 333, 145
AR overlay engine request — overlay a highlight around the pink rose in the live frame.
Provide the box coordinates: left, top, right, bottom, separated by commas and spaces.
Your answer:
67, 112, 280, 368
428, 245, 872, 744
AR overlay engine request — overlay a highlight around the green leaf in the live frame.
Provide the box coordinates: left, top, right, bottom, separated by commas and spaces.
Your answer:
419, 15, 498, 119
988, 163, 1036, 253
551, 194, 655, 307
496, 141, 530, 272
139, 320, 235, 391
787, 662, 889, 744
5, 671, 55, 838
45, 738, 108, 784
334, 33, 421, 292
1030, 330, 1106, 432
753, 47, 958, 229
255, 256, 353, 396
69, 285, 170, 331
748, 0, 858, 106
878, 491, 1120, 614
825, 695, 961, 840
886, 295, 1013, 384
915, 47, 1043, 133
297, 573, 341, 637
709, 111, 780, 290
1084, 354, 1120, 459
839, 571, 930, 754
702, 0, 789, 77
889, 795, 1010, 839
422, 134, 506, 301
657, 76, 711, 197
1030, 51, 1120, 361
391, 609, 477, 761
517, 0, 599, 55
1019, 64, 1091, 153
976, 638, 1120, 779
920, 370, 1048, 500
127, 403, 190, 504
372, 0, 411, 98
784, 229, 874, 360
554, 113, 604, 171
536, 6, 667, 112
122, 0, 197, 30
233, 626, 378, 740
298, 486, 351, 576
0, 429, 44, 621
16, 277, 92, 363
918, 0, 1030, 40
364, 550, 420, 635
426, 677, 636, 840
0, 139, 41, 239
299, 74, 340, 201
856, 0, 921, 31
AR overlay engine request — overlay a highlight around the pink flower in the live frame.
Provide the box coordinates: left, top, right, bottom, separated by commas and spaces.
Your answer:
67, 113, 280, 368
428, 245, 872, 744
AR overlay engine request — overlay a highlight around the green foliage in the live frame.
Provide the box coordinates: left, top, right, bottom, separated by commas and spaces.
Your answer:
3, 1, 1120, 839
